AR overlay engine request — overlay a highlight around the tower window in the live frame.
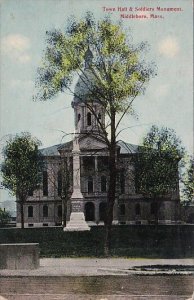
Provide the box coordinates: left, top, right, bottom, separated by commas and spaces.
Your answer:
78, 113, 81, 122
28, 206, 33, 218
43, 205, 48, 218
87, 112, 92, 126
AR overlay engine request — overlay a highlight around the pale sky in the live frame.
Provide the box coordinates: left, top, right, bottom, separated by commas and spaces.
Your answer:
0, 0, 193, 210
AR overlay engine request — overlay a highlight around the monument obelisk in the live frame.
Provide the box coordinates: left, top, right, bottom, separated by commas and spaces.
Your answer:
64, 133, 90, 231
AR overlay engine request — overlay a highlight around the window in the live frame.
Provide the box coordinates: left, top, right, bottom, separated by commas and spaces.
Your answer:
87, 112, 91, 126
101, 176, 107, 192
120, 171, 125, 194
119, 204, 125, 216
151, 202, 158, 215
43, 171, 48, 196
78, 113, 81, 122
58, 205, 62, 218
85, 202, 95, 221
88, 176, 93, 193
83, 156, 95, 171
43, 205, 48, 218
98, 113, 101, 120
135, 203, 141, 215
58, 171, 62, 196
98, 156, 109, 171
28, 206, 33, 218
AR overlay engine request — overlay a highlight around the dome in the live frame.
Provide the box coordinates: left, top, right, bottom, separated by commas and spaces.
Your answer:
73, 69, 96, 104
73, 47, 96, 104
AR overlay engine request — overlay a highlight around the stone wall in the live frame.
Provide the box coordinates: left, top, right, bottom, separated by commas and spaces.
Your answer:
0, 243, 39, 269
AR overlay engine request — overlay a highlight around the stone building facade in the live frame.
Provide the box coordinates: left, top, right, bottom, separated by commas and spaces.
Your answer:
16, 104, 180, 227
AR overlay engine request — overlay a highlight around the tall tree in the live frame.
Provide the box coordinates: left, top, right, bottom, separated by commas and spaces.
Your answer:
0, 208, 11, 227
60, 156, 72, 227
1, 133, 43, 228
35, 13, 155, 254
135, 125, 185, 222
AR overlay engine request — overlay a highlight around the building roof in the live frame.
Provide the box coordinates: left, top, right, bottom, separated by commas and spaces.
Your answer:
40, 140, 139, 157
39, 144, 61, 156
118, 140, 139, 154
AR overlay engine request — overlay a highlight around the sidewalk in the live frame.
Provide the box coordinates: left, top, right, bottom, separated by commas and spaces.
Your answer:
0, 258, 193, 276
0, 259, 193, 300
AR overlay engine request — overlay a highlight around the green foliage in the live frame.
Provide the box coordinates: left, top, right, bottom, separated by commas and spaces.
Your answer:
181, 156, 194, 204
0, 208, 11, 226
1, 132, 43, 201
0, 225, 193, 258
135, 125, 185, 197
36, 13, 155, 119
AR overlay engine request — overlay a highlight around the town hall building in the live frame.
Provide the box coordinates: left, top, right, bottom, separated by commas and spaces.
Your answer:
16, 51, 181, 228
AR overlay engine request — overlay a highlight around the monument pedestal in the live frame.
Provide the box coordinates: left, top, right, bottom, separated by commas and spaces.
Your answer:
64, 212, 90, 231
63, 199, 90, 231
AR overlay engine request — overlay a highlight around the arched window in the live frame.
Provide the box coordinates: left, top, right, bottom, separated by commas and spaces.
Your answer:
77, 113, 81, 122
58, 171, 62, 196
101, 176, 107, 192
135, 203, 141, 215
99, 202, 107, 222
88, 176, 93, 193
43, 205, 48, 218
119, 204, 125, 216
85, 202, 95, 221
43, 171, 48, 196
28, 206, 33, 218
87, 112, 92, 126
58, 205, 62, 218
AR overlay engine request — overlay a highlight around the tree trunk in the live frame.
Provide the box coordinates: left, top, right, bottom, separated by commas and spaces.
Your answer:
62, 197, 67, 227
153, 197, 161, 225
104, 109, 116, 256
20, 201, 24, 229
104, 224, 111, 256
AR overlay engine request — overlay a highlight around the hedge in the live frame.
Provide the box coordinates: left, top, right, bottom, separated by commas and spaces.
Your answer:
0, 225, 193, 258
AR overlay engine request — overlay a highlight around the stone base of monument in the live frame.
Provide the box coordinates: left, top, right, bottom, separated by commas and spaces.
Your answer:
0, 243, 39, 270
63, 212, 90, 231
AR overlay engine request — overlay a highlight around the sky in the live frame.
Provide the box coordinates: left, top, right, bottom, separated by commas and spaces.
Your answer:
0, 0, 193, 212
